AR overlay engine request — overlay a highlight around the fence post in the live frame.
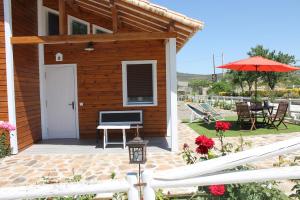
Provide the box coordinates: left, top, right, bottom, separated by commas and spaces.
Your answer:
142, 170, 155, 200
288, 98, 292, 116
127, 173, 139, 200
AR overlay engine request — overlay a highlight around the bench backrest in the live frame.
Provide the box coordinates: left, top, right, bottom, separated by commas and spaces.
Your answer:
99, 110, 143, 126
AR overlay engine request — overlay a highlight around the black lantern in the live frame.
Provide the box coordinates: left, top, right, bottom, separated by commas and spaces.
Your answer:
127, 126, 148, 199
127, 137, 148, 164
127, 125, 148, 164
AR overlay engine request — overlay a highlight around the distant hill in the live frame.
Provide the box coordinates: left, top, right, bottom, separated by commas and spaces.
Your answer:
177, 72, 223, 82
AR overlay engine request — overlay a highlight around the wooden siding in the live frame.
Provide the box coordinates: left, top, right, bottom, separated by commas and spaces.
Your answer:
43, 1, 167, 139
12, 0, 42, 150
0, 1, 8, 121
44, 40, 167, 138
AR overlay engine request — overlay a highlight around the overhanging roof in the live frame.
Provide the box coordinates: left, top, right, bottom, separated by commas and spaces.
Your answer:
73, 0, 204, 50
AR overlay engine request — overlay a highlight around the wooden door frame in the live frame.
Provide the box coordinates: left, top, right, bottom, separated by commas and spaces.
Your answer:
42, 64, 80, 140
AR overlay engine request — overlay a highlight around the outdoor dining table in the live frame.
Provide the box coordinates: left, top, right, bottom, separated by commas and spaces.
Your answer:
250, 104, 275, 127
250, 105, 275, 115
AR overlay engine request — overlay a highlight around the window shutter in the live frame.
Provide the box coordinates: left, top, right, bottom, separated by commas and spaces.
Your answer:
127, 64, 153, 98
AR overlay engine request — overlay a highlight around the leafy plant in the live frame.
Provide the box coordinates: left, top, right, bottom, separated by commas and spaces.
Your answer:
290, 180, 300, 199
37, 175, 96, 200
224, 182, 289, 200
0, 133, 11, 158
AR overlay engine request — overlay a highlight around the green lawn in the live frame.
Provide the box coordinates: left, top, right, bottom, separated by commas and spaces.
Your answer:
187, 116, 300, 138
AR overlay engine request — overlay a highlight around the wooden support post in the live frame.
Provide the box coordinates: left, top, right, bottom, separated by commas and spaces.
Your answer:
59, 0, 66, 35
110, 0, 118, 33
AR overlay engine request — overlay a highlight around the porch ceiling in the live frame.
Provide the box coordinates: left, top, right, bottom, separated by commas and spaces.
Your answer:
72, 0, 204, 50
11, 0, 204, 51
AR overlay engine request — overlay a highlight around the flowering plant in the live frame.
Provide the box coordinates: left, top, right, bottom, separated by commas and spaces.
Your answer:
0, 121, 15, 158
215, 121, 231, 132
0, 121, 16, 132
195, 135, 215, 155
215, 121, 231, 155
209, 185, 226, 196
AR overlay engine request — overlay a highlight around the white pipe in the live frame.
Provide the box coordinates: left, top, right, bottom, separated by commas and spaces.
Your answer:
154, 136, 300, 180
152, 166, 300, 188
0, 180, 130, 200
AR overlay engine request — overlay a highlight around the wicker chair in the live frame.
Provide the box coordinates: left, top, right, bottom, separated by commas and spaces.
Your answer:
267, 102, 289, 130
237, 103, 256, 131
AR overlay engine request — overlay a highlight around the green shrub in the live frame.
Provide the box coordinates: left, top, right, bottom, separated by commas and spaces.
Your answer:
0, 133, 11, 159
36, 175, 96, 200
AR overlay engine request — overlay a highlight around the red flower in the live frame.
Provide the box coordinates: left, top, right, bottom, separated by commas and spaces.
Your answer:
209, 185, 226, 196
215, 121, 231, 132
195, 135, 214, 155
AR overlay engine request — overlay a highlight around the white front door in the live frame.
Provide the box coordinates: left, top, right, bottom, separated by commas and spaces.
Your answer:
45, 65, 78, 139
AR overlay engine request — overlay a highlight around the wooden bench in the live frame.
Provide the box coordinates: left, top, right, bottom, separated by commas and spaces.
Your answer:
96, 110, 143, 149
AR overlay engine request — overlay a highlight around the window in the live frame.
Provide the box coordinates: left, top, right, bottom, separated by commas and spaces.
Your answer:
122, 61, 157, 106
92, 25, 112, 34
45, 7, 59, 36
68, 16, 90, 35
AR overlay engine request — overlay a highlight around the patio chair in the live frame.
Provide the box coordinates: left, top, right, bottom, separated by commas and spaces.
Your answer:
237, 103, 256, 131
186, 103, 210, 124
250, 101, 267, 124
267, 102, 289, 130
199, 103, 225, 121
236, 102, 247, 124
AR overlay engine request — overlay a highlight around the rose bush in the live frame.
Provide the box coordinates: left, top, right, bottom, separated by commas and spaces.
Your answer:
179, 121, 289, 200
209, 185, 226, 196
195, 135, 215, 155
0, 121, 15, 158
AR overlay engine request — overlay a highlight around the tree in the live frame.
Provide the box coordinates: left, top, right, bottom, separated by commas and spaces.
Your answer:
247, 45, 296, 90
227, 71, 257, 95
208, 81, 231, 95
188, 79, 211, 94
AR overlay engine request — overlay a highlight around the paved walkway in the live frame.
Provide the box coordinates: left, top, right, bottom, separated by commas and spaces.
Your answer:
0, 121, 300, 189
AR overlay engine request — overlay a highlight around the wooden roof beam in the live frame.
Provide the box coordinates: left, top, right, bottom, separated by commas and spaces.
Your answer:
11, 32, 178, 45
66, 0, 80, 13
168, 20, 175, 33
110, 0, 118, 33
59, 0, 67, 35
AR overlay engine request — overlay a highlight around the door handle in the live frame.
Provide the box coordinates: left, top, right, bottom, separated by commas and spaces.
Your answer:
68, 101, 75, 110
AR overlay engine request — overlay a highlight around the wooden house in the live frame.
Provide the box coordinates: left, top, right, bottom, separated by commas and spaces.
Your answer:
0, 0, 203, 153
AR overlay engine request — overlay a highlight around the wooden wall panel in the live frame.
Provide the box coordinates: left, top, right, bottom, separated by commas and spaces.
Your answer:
44, 40, 167, 139
12, 0, 42, 150
0, 0, 8, 122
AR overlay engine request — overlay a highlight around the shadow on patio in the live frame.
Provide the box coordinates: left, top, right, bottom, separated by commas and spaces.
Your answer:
20, 137, 171, 155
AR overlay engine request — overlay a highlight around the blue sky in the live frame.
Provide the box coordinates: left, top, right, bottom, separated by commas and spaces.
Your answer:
151, 0, 300, 75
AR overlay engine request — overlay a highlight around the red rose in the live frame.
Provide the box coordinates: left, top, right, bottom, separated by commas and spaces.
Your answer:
209, 185, 226, 196
195, 135, 214, 155
215, 121, 231, 132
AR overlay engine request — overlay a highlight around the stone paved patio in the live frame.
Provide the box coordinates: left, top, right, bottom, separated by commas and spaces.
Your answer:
0, 121, 300, 189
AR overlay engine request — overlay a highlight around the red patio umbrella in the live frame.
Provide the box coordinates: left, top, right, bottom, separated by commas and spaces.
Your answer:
217, 56, 299, 100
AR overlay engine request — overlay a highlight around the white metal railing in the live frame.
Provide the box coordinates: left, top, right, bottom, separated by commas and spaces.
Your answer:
181, 95, 300, 121
1, 137, 300, 200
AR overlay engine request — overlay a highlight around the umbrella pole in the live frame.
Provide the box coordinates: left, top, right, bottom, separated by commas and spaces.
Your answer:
255, 66, 258, 102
